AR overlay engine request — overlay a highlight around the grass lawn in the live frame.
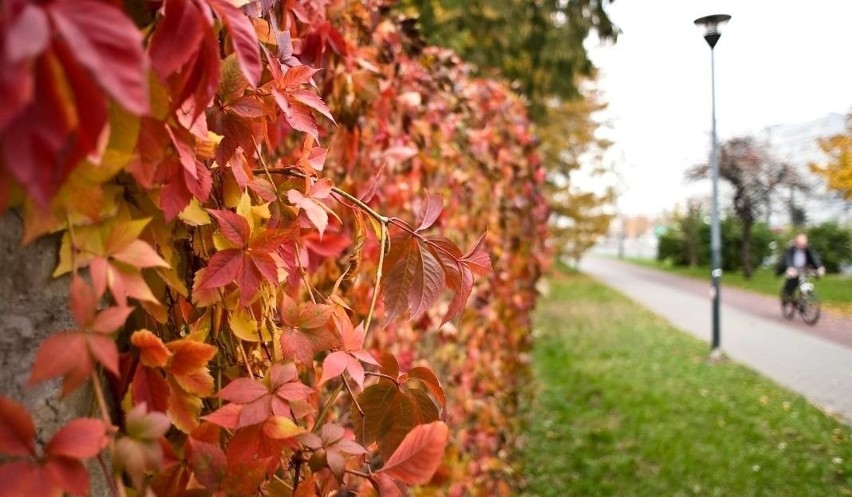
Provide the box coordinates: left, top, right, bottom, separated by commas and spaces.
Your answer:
626, 258, 852, 315
522, 271, 852, 497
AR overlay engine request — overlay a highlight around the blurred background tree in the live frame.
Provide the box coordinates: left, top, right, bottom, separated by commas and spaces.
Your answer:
802, 222, 852, 274
540, 86, 615, 267
398, 0, 618, 118
810, 113, 852, 201
686, 136, 806, 279
397, 0, 619, 264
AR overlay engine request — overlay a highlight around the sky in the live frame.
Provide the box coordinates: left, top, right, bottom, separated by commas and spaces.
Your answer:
585, 0, 852, 217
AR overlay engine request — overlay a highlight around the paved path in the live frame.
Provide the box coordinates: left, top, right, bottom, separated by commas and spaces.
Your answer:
582, 256, 852, 422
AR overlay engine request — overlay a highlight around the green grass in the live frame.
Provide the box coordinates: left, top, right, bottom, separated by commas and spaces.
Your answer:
625, 258, 852, 314
522, 272, 852, 497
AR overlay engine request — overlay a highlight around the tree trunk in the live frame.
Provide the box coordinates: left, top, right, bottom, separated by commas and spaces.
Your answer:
741, 217, 753, 279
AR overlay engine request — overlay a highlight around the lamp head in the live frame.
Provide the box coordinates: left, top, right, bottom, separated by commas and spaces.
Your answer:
694, 14, 731, 49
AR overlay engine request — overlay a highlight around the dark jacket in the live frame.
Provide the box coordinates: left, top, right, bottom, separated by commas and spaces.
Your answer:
778, 245, 822, 275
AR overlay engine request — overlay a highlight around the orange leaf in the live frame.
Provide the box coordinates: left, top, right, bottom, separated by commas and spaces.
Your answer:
165, 339, 217, 376
131, 329, 172, 368
377, 421, 448, 485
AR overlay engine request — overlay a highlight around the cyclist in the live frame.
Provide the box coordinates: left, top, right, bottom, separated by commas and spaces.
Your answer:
779, 233, 826, 304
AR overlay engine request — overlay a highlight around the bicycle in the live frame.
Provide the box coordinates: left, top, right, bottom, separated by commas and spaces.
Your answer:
780, 269, 821, 325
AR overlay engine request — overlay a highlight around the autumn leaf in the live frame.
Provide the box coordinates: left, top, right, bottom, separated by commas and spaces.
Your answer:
377, 421, 448, 485
319, 312, 378, 389
47, 0, 149, 114
207, 363, 312, 429
0, 396, 35, 457
197, 207, 287, 307
278, 294, 339, 364
287, 178, 335, 238
382, 232, 445, 321
207, 0, 261, 87
352, 382, 440, 461
162, 338, 217, 432
0, 407, 108, 497
298, 423, 367, 479
28, 331, 119, 397
131, 329, 173, 368
116, 403, 171, 489
416, 193, 443, 232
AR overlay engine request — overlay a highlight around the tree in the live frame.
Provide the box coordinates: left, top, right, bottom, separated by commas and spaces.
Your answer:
810, 113, 852, 201
398, 0, 617, 117
540, 85, 614, 266
687, 137, 804, 279
805, 222, 852, 273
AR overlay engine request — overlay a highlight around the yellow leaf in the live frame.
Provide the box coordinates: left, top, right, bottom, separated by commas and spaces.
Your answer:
229, 310, 271, 342
155, 267, 189, 297
263, 416, 305, 439
179, 199, 212, 226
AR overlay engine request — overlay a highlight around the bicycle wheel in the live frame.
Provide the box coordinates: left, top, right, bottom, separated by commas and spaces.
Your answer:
800, 291, 821, 325
780, 290, 796, 320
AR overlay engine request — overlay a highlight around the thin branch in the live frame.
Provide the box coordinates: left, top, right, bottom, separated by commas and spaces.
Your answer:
313, 383, 344, 432
363, 223, 387, 339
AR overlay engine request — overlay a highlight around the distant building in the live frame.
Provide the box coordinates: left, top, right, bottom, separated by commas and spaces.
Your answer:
757, 112, 849, 227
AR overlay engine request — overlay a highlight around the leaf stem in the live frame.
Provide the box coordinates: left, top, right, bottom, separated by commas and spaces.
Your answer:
364, 371, 400, 387
342, 374, 364, 416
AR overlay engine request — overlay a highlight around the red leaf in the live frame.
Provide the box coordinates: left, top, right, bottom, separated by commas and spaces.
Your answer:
198, 249, 243, 290
132, 366, 170, 413
463, 233, 492, 275
28, 332, 93, 397
47, 0, 148, 114
377, 421, 448, 485
272, 89, 317, 138
131, 329, 173, 368
0, 461, 58, 497
407, 367, 446, 407
69, 277, 97, 327
207, 0, 261, 87
44, 457, 90, 496
91, 306, 134, 334
217, 378, 268, 404
209, 209, 250, 246
148, 0, 206, 79
281, 65, 319, 87
203, 403, 241, 430
318, 351, 350, 386
235, 253, 263, 307
382, 234, 445, 320
375, 474, 404, 497
87, 334, 119, 376
2, 48, 104, 207
46, 418, 108, 459
5, 4, 49, 63
0, 396, 35, 457
417, 193, 443, 231
287, 89, 335, 124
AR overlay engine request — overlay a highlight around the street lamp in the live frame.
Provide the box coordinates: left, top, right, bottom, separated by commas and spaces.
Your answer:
694, 14, 731, 355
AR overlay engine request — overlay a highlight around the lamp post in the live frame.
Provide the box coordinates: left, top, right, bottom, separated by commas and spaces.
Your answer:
694, 14, 730, 354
